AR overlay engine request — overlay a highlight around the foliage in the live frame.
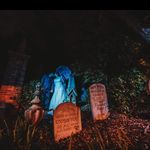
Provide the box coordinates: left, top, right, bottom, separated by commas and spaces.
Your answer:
71, 62, 107, 106
18, 80, 39, 110
0, 117, 36, 150
20, 65, 148, 115
71, 63, 107, 86
0, 111, 149, 149
71, 62, 147, 115
18, 65, 148, 115
108, 67, 147, 114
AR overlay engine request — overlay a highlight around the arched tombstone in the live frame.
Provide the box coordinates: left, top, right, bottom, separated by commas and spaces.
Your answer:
53, 102, 82, 142
89, 83, 110, 121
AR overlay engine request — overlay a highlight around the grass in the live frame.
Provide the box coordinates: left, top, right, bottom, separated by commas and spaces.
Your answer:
94, 125, 105, 150
83, 140, 95, 150
0, 117, 37, 150
68, 134, 72, 150
116, 128, 133, 150
0, 111, 149, 150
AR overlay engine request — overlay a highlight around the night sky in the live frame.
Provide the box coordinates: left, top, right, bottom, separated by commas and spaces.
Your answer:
0, 10, 149, 82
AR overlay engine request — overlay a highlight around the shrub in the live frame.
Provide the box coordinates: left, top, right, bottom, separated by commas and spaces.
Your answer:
71, 62, 107, 106
108, 68, 147, 114
18, 80, 40, 110
18, 66, 147, 115
72, 63, 147, 114
71, 63, 107, 86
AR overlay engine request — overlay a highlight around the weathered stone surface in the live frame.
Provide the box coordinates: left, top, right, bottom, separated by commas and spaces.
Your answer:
53, 102, 82, 142
89, 83, 109, 121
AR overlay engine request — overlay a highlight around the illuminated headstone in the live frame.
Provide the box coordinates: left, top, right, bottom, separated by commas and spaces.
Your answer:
53, 102, 82, 142
0, 85, 22, 107
89, 83, 109, 121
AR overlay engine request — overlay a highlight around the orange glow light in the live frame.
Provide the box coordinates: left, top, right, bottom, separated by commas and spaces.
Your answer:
0, 85, 22, 108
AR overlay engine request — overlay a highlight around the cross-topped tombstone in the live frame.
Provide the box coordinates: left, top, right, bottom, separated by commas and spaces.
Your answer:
89, 83, 109, 121
53, 102, 82, 142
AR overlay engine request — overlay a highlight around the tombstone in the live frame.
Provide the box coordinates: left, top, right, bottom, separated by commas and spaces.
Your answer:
53, 102, 82, 142
89, 83, 109, 121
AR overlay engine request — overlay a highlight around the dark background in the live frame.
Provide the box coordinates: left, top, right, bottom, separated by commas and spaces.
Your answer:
0, 10, 149, 82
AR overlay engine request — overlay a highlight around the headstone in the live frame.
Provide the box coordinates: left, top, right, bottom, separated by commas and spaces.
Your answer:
53, 102, 82, 142
89, 83, 109, 121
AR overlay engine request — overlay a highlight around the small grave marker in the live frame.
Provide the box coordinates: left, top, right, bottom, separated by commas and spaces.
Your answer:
89, 83, 109, 121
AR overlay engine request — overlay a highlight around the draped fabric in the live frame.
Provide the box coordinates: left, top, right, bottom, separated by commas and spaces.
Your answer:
40, 73, 55, 110
48, 75, 67, 110
39, 66, 77, 114
56, 65, 71, 80
56, 66, 77, 104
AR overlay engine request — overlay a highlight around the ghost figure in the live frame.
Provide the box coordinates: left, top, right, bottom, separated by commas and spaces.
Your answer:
48, 74, 67, 115
56, 65, 71, 80
39, 66, 77, 116
56, 66, 77, 104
